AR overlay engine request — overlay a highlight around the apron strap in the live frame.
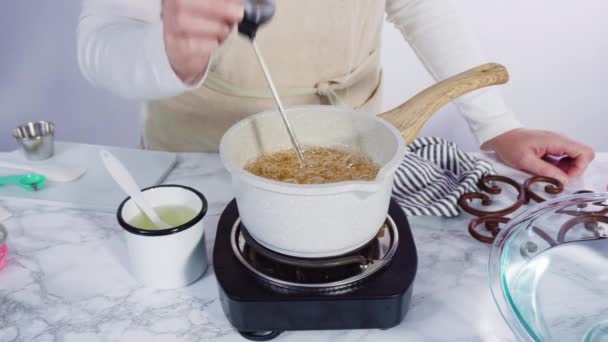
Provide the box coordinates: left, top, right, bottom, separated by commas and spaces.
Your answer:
203, 49, 379, 108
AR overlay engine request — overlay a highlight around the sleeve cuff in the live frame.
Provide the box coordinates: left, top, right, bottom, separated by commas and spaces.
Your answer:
144, 22, 210, 95
473, 112, 523, 149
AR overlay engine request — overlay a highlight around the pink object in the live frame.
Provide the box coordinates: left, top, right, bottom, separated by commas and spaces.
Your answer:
0, 225, 7, 272
0, 244, 7, 271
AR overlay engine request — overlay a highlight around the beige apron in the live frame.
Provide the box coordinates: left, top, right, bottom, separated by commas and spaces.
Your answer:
144, 0, 386, 152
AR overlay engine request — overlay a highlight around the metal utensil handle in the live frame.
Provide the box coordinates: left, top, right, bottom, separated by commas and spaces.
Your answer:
251, 41, 306, 165
240, 225, 368, 268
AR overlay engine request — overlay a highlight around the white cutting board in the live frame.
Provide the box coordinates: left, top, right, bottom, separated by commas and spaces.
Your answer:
0, 141, 177, 212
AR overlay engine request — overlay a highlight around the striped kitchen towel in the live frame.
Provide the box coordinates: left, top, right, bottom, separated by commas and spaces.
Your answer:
392, 137, 494, 217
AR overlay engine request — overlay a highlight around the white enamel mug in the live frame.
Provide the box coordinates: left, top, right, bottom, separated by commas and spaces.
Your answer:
117, 185, 208, 289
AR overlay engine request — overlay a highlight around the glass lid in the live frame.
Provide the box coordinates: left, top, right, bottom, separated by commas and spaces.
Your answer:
489, 193, 608, 342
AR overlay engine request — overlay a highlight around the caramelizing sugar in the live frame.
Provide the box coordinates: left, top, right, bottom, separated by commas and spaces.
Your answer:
244, 147, 380, 184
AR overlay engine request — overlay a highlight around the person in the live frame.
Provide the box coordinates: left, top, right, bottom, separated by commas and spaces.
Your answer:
77, 0, 594, 185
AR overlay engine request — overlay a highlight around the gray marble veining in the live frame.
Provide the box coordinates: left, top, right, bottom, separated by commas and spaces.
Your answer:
1, 152, 606, 342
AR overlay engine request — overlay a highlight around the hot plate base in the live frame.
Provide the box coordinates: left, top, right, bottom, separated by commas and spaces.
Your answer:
213, 199, 418, 340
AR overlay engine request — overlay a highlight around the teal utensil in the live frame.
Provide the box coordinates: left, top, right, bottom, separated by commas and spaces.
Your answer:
0, 173, 47, 191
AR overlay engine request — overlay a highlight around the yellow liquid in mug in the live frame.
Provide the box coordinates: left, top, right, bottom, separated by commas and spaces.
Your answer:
128, 205, 198, 230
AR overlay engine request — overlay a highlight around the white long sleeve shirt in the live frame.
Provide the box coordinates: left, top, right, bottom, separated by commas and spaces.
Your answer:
77, 0, 522, 147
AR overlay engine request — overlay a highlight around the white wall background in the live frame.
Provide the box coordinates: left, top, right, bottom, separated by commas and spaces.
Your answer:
1, 1, 606, 152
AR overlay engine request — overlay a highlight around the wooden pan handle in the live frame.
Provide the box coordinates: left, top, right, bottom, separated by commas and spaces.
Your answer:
378, 63, 509, 143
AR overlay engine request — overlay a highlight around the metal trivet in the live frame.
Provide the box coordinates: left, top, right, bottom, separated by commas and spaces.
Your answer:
458, 175, 607, 244
239, 225, 371, 269
230, 217, 399, 292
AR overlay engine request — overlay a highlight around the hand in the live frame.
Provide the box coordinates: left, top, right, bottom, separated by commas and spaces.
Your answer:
162, 0, 244, 84
482, 128, 595, 185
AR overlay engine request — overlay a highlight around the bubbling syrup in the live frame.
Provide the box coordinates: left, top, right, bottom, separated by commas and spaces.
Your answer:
244, 147, 380, 184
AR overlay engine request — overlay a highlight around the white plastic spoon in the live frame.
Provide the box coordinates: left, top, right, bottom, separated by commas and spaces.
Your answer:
0, 160, 86, 182
99, 150, 171, 229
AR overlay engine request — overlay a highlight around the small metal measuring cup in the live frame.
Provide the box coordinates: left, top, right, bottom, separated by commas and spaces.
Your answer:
13, 121, 55, 160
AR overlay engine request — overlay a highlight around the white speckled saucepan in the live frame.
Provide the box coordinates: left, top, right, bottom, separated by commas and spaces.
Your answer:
220, 63, 509, 258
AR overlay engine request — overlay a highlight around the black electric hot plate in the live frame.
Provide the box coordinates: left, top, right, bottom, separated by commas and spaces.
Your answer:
213, 199, 418, 341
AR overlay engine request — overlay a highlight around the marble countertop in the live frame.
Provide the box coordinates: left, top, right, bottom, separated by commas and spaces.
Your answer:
1, 152, 606, 342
